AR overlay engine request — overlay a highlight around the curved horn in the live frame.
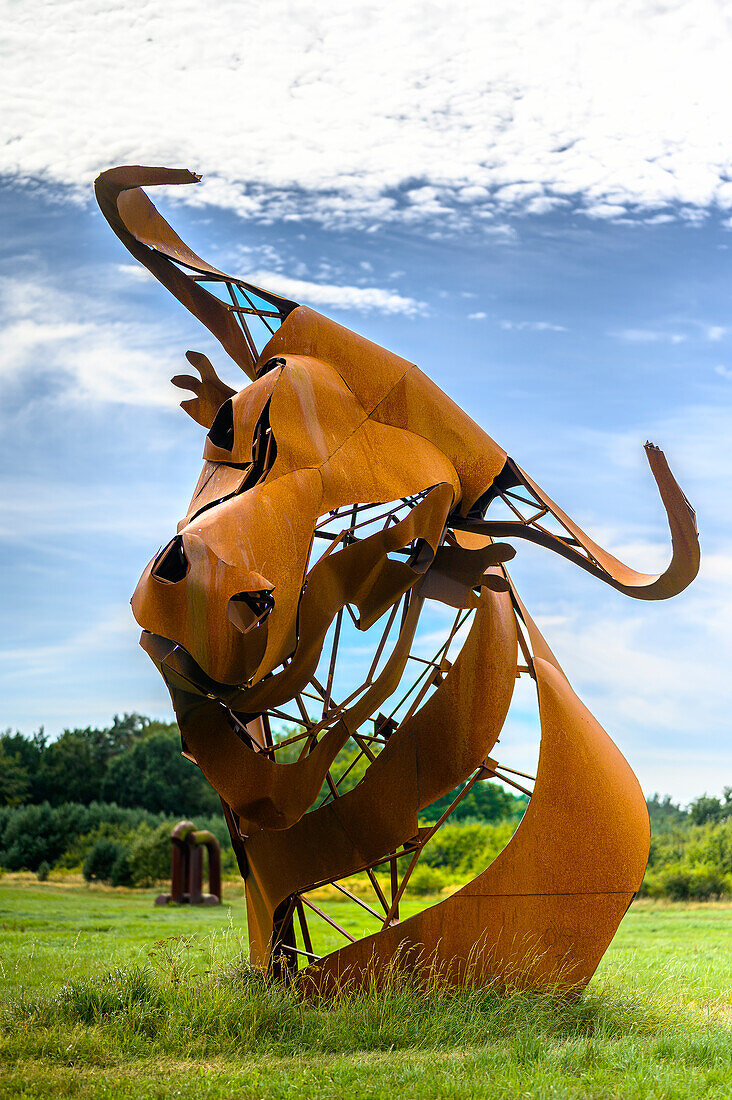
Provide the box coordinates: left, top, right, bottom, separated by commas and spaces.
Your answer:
453, 443, 699, 600
94, 165, 299, 379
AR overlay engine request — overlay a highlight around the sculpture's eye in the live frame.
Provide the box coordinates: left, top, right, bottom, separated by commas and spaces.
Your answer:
151, 535, 189, 583
241, 400, 276, 491
256, 356, 286, 379
207, 398, 235, 451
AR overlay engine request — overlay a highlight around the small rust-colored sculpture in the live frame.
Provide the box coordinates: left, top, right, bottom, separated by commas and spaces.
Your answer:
97, 166, 700, 993
155, 820, 222, 906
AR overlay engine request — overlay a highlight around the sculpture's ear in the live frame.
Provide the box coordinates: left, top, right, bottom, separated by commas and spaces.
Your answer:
95, 166, 299, 381
454, 445, 699, 601
171, 351, 236, 428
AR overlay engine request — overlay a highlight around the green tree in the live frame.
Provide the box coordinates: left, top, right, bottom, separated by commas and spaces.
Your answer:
0, 802, 77, 870
420, 779, 527, 824
0, 744, 30, 806
83, 839, 125, 884
127, 822, 174, 886
73, 714, 147, 776
101, 728, 219, 815
36, 732, 101, 806
0, 729, 46, 804
689, 794, 726, 826
647, 793, 687, 830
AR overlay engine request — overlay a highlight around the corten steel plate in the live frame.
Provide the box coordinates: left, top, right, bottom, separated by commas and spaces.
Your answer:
96, 165, 700, 994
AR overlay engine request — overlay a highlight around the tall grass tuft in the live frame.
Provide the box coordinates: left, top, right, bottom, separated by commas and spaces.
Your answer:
1, 928, 697, 1066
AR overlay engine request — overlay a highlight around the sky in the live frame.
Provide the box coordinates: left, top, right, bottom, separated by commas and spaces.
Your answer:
1, 0, 731, 802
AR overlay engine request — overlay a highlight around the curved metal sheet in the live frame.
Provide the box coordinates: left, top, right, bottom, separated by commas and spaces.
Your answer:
302, 601, 649, 995
244, 582, 517, 965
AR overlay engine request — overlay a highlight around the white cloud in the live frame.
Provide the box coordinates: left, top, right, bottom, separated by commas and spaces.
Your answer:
243, 270, 426, 316
714, 364, 732, 379
0, 274, 182, 408
582, 203, 628, 220
611, 328, 686, 343
468, 311, 487, 321
500, 320, 567, 332
116, 264, 155, 283
608, 320, 727, 345
2, 1, 732, 228
521, 537, 732, 801
490, 398, 732, 799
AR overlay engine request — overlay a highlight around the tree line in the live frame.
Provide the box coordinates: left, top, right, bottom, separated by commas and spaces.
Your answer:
0, 714, 220, 816
0, 716, 729, 899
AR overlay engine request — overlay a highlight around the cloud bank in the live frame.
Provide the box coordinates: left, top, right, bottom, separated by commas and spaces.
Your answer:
2, 1, 732, 228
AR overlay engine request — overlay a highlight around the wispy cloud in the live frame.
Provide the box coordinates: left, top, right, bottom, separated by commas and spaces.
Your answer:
500, 320, 567, 332
0, 477, 181, 545
611, 320, 729, 345
0, 609, 132, 680
0, 274, 181, 408
468, 311, 487, 321
537, 552, 732, 740
611, 328, 686, 344
2, 1, 732, 228
243, 270, 427, 316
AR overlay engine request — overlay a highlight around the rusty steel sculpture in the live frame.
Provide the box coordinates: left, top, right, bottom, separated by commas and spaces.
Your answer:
155, 820, 222, 907
96, 166, 700, 994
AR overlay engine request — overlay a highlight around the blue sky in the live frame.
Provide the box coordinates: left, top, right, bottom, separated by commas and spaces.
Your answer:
1, 0, 731, 801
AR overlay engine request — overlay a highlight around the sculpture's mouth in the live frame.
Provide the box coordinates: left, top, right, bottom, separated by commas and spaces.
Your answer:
139, 630, 240, 700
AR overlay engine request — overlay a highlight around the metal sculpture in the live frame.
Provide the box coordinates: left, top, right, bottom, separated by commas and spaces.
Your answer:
96, 166, 700, 994
155, 820, 222, 906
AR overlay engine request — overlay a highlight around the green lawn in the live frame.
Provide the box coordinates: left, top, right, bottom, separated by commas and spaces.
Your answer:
1, 880, 730, 1098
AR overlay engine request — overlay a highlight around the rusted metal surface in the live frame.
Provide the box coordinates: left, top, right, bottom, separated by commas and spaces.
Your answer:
98, 165, 700, 994
155, 820, 222, 906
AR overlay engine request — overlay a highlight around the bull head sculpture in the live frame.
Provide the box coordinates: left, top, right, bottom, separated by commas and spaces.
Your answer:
97, 166, 699, 993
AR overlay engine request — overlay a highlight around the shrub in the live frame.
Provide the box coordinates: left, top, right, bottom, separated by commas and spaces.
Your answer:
110, 851, 133, 887
659, 862, 730, 901
36, 860, 50, 882
408, 864, 448, 895
692, 818, 732, 876
83, 839, 125, 884
468, 820, 518, 875
421, 822, 489, 873
421, 820, 517, 879
0, 801, 171, 873
0, 802, 77, 871
58, 820, 151, 872
127, 823, 173, 887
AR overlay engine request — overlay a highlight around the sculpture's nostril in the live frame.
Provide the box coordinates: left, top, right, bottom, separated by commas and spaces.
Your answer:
151, 535, 189, 583
228, 589, 274, 634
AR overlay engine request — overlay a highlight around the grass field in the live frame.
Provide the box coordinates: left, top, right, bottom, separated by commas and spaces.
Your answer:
1, 879, 730, 1098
